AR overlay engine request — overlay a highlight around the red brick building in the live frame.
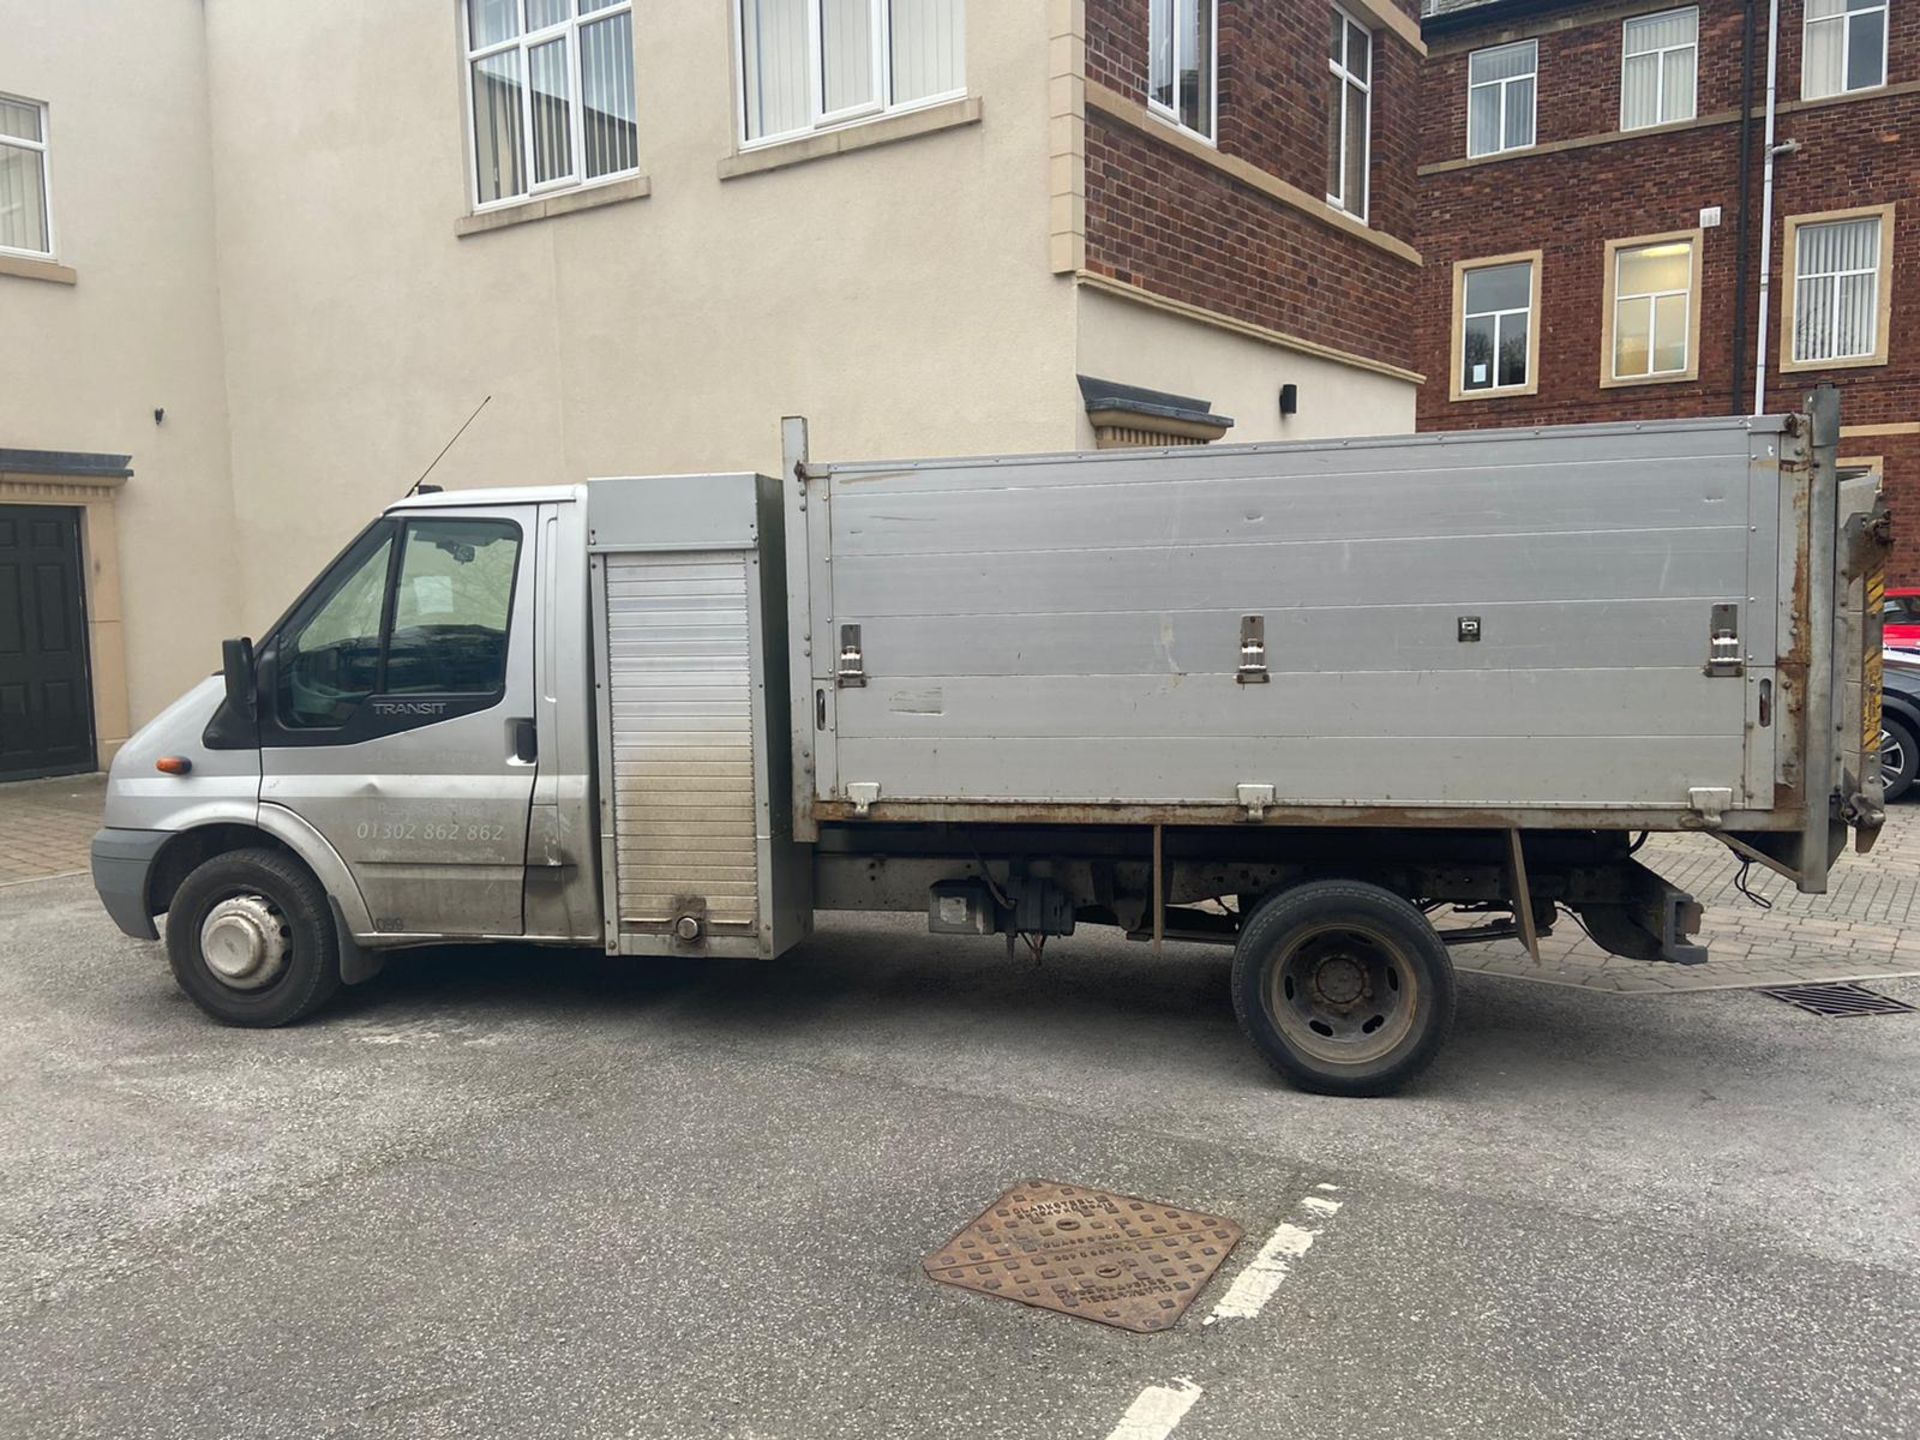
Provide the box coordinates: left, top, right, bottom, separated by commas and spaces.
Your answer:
1077, 0, 1429, 405
1413, 0, 1920, 577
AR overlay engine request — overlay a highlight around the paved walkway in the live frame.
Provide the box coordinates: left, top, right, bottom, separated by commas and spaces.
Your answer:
0, 773, 103, 886
3, 772, 1917, 992
1450, 806, 1920, 992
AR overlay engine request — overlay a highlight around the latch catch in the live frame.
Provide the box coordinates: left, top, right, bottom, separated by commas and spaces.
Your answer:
1705, 603, 1743, 678
1237, 615, 1269, 684
837, 624, 867, 688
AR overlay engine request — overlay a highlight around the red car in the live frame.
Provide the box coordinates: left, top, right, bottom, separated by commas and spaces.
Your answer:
1886, 589, 1920, 650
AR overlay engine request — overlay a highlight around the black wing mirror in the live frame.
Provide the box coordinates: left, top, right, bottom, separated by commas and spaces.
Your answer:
204, 637, 261, 750
222, 637, 257, 720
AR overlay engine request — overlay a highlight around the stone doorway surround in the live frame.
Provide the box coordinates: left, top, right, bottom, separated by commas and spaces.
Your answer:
0, 450, 132, 773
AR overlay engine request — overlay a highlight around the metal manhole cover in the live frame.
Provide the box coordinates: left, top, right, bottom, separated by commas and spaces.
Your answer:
922, 1180, 1244, 1333
1761, 982, 1916, 1017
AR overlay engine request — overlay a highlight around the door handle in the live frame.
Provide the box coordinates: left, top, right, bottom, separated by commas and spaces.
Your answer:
509, 717, 538, 765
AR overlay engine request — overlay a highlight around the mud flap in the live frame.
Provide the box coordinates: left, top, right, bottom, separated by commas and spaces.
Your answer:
331, 896, 385, 986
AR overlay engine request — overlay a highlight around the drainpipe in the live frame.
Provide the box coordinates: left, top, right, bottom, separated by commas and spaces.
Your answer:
1752, 0, 1789, 415
1730, 0, 1756, 414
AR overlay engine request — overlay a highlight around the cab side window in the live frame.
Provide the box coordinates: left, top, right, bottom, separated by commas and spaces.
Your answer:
385, 520, 520, 695
275, 517, 521, 730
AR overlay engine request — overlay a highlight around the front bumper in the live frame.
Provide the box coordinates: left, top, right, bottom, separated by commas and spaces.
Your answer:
91, 827, 169, 940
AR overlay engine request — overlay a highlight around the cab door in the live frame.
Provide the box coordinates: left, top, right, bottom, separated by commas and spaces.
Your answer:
258, 504, 539, 937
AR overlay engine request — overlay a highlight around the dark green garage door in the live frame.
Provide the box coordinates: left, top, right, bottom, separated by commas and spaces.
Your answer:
0, 506, 95, 780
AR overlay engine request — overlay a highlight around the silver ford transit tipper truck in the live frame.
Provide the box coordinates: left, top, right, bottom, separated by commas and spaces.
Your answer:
91, 393, 1887, 1095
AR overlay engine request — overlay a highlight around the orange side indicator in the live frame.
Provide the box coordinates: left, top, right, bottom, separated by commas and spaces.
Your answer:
155, 757, 193, 775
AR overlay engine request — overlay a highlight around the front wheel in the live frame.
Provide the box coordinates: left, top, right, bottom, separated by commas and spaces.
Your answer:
1230, 879, 1456, 1097
164, 848, 343, 1026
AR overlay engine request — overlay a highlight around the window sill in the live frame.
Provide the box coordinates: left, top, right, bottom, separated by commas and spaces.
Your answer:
718, 95, 983, 180
0, 253, 77, 285
1145, 104, 1218, 150
1422, 80, 1920, 177
1422, 112, 1730, 175
1800, 81, 1887, 104
1449, 383, 1539, 403
455, 174, 651, 238
1779, 352, 1889, 375
1599, 369, 1700, 390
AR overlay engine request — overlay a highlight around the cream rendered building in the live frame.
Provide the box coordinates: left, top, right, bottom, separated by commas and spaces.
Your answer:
0, 0, 1419, 776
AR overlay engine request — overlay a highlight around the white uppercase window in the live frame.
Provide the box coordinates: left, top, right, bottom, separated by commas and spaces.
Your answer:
739, 0, 967, 146
1467, 41, 1537, 156
464, 0, 639, 209
1620, 8, 1698, 129
1461, 259, 1536, 392
1610, 237, 1697, 379
1327, 5, 1372, 219
1149, 0, 1218, 141
1803, 0, 1889, 98
0, 94, 53, 258
1791, 213, 1889, 364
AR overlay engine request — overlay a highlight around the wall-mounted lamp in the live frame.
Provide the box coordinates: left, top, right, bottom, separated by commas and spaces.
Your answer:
1278, 384, 1298, 418
153, 408, 165, 426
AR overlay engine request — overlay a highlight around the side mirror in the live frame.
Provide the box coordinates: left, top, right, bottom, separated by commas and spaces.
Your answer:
204, 637, 262, 749
222, 637, 257, 719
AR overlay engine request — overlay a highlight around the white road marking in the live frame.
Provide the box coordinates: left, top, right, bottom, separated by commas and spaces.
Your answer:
1205, 1186, 1345, 1324
1104, 1378, 1203, 1440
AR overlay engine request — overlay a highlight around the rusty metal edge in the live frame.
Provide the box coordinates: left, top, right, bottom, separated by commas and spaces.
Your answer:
814, 799, 1802, 832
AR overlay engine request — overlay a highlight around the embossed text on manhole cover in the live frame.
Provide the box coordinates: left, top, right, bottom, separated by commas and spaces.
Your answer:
922, 1180, 1244, 1333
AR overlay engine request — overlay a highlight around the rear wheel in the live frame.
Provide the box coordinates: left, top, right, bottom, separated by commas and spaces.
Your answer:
1231, 879, 1456, 1097
164, 848, 342, 1026
1882, 716, 1917, 803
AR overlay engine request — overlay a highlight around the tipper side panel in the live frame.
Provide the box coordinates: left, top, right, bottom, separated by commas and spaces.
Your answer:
812, 419, 1791, 821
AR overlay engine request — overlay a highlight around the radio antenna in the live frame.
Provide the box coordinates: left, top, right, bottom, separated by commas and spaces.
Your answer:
406, 395, 492, 497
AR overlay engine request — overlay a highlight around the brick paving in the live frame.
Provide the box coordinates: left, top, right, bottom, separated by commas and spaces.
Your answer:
3, 771, 1917, 992
0, 774, 104, 885
1452, 805, 1920, 993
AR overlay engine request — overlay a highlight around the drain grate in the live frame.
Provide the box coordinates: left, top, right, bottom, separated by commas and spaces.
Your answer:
1761, 982, 1916, 1017
923, 1180, 1244, 1333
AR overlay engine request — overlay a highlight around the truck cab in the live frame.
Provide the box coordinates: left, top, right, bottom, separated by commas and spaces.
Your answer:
92, 486, 602, 1022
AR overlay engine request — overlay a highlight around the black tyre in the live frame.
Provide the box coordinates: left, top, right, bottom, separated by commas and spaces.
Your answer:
164, 848, 343, 1027
1882, 715, 1918, 803
1231, 879, 1456, 1097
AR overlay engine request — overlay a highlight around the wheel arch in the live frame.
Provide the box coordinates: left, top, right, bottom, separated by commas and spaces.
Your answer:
1881, 696, 1920, 738
255, 803, 373, 935
147, 824, 295, 922
146, 808, 371, 937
